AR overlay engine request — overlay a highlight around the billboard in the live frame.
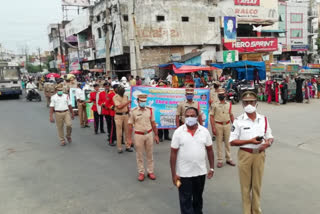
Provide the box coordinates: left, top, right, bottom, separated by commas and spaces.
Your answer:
224, 37, 278, 53
235, 0, 260, 6
224, 16, 237, 43
223, 50, 238, 63
130, 86, 210, 129
62, 0, 90, 7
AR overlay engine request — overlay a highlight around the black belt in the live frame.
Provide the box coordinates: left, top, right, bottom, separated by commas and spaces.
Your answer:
116, 112, 128, 115
240, 148, 262, 154
55, 110, 68, 113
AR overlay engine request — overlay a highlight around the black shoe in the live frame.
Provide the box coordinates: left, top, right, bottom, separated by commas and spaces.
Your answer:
109, 142, 116, 147
101, 131, 106, 134
95, 131, 98, 135
160, 139, 164, 142
164, 137, 171, 141
118, 149, 123, 154
85, 125, 90, 128
126, 148, 134, 152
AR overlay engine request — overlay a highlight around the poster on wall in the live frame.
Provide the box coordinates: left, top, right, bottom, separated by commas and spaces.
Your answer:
130, 86, 210, 129
223, 50, 238, 63
224, 16, 237, 43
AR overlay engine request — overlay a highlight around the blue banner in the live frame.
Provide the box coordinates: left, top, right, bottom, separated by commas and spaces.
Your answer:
130, 86, 210, 129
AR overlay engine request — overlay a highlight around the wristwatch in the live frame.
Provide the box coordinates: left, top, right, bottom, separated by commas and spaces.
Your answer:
210, 168, 215, 172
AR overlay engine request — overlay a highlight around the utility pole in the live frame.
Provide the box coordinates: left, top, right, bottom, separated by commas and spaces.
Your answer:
128, 0, 137, 77
37, 47, 42, 72
58, 23, 65, 74
105, 0, 111, 78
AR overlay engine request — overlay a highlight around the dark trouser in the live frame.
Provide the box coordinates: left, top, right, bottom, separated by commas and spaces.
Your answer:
158, 129, 169, 139
105, 115, 116, 143
93, 111, 104, 133
179, 175, 206, 214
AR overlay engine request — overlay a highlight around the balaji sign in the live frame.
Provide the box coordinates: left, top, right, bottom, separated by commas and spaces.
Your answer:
235, 0, 260, 6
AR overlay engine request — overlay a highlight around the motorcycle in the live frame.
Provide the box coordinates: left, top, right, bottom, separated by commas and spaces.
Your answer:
26, 89, 41, 102
227, 89, 239, 104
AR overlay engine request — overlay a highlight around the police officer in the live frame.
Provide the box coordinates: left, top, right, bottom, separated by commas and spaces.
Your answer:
210, 81, 220, 105
128, 94, 159, 181
229, 91, 274, 214
176, 88, 202, 127
44, 80, 56, 107
113, 86, 132, 153
49, 84, 74, 146
210, 88, 236, 168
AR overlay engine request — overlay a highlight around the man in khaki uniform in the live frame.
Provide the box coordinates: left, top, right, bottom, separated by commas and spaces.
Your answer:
210, 88, 236, 168
128, 94, 159, 181
230, 91, 274, 214
209, 81, 220, 105
44, 81, 56, 107
113, 86, 133, 153
49, 84, 75, 146
176, 88, 202, 127
76, 83, 89, 128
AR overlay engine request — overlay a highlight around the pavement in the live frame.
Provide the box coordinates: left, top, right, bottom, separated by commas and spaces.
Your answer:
0, 93, 319, 214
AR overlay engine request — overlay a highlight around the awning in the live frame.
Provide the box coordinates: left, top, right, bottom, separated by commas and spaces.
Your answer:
159, 62, 217, 74
261, 29, 286, 33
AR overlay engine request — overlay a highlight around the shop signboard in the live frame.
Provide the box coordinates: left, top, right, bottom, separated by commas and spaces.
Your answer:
224, 37, 278, 52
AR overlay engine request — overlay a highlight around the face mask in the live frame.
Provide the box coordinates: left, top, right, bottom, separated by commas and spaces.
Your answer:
186, 95, 194, 100
244, 104, 256, 114
139, 102, 146, 108
218, 95, 225, 101
57, 91, 63, 96
185, 117, 198, 126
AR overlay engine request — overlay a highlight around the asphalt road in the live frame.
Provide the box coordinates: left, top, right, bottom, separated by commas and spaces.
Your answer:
0, 93, 319, 214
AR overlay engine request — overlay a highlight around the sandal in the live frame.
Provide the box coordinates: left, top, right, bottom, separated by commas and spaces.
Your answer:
60, 142, 66, 146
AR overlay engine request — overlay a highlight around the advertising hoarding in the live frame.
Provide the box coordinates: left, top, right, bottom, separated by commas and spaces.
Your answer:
224, 37, 278, 52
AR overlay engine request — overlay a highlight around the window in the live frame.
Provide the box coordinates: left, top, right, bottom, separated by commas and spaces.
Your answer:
123, 14, 128, 22
290, 13, 303, 23
291, 29, 303, 38
97, 15, 101, 22
156, 15, 165, 22
181, 16, 189, 22
208, 17, 215, 22
97, 28, 102, 38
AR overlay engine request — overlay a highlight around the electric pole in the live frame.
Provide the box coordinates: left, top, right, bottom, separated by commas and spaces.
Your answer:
105, 0, 111, 78
37, 47, 42, 72
128, 0, 137, 77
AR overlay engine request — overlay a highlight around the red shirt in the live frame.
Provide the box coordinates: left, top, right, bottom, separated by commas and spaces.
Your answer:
107, 91, 116, 116
98, 91, 109, 115
89, 91, 99, 112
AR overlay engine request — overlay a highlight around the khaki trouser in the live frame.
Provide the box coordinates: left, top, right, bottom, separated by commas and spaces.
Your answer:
317, 91, 320, 99
115, 114, 129, 150
238, 149, 265, 214
134, 133, 154, 174
215, 123, 232, 163
55, 111, 72, 142
77, 101, 88, 126
46, 96, 51, 107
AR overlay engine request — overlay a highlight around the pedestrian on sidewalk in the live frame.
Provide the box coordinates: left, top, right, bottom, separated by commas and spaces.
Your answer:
87, 84, 105, 134
113, 86, 132, 153
49, 84, 74, 146
210, 88, 236, 168
76, 83, 89, 128
128, 94, 159, 181
230, 91, 274, 214
170, 107, 215, 214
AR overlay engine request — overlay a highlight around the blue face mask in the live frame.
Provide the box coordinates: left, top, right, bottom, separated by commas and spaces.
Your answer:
57, 91, 63, 96
139, 102, 147, 108
186, 95, 194, 100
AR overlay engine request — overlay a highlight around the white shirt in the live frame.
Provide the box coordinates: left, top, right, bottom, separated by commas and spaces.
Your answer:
229, 113, 273, 149
26, 82, 37, 89
50, 94, 72, 111
75, 88, 85, 101
171, 124, 212, 177
166, 74, 172, 84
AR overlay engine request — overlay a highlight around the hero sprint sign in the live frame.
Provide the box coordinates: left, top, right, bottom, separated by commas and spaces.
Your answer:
224, 38, 278, 53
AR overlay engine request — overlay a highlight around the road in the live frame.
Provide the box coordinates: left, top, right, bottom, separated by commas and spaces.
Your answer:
0, 93, 319, 214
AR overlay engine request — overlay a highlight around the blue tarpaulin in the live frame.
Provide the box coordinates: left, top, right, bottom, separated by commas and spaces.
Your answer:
211, 61, 266, 80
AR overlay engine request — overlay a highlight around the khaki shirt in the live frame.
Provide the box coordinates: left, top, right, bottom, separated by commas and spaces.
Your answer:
113, 94, 129, 113
128, 107, 155, 132
210, 88, 219, 105
210, 102, 232, 122
176, 100, 201, 123
44, 83, 56, 97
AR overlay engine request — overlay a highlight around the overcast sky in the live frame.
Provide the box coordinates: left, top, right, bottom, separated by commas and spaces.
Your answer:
0, 0, 63, 54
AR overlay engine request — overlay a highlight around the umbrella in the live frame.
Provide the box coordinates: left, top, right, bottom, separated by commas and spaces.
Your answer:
70, 70, 81, 74
46, 73, 60, 78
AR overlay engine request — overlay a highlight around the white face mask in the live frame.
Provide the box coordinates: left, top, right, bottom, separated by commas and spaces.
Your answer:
185, 117, 198, 126
244, 104, 257, 114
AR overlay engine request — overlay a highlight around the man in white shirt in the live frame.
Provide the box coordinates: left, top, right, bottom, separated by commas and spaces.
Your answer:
75, 83, 89, 128
49, 84, 75, 146
26, 79, 38, 94
166, 73, 172, 86
230, 91, 274, 214
170, 107, 214, 214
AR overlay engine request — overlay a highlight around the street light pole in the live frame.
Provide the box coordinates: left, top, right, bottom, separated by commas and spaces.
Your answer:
128, 0, 137, 77
105, 0, 111, 78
